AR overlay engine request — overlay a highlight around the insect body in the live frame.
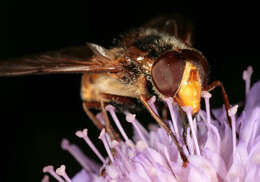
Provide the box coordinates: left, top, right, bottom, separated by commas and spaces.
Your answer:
0, 15, 231, 163
81, 30, 208, 115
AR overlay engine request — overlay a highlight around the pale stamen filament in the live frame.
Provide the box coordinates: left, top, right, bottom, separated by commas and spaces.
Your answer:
56, 165, 72, 182
164, 97, 180, 141
126, 113, 149, 146
61, 138, 95, 172
242, 65, 253, 98
124, 111, 149, 137
228, 105, 239, 160
96, 112, 105, 125
99, 129, 114, 162
148, 96, 159, 116
106, 105, 130, 142
41, 175, 50, 182
75, 129, 106, 163
183, 106, 200, 155
193, 118, 197, 136
202, 91, 212, 124
42, 165, 65, 182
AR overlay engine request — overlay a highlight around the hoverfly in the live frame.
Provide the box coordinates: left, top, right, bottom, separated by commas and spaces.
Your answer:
0, 15, 231, 163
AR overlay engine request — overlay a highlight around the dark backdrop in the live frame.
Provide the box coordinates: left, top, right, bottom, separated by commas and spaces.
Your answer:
4, 1, 260, 181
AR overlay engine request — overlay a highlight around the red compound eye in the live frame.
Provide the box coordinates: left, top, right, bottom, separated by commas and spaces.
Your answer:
151, 51, 186, 97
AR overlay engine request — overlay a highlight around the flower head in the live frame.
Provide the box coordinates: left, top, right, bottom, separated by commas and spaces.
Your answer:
42, 66, 260, 182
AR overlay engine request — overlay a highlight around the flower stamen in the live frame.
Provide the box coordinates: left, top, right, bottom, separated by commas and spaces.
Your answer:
202, 91, 212, 124
99, 129, 114, 162
148, 96, 159, 115
61, 138, 96, 172
182, 106, 201, 155
228, 104, 239, 160
96, 112, 105, 125
242, 65, 253, 98
106, 105, 130, 142
126, 113, 148, 146
125, 110, 149, 138
75, 129, 106, 163
42, 165, 65, 182
41, 175, 50, 182
164, 97, 180, 140
56, 165, 72, 182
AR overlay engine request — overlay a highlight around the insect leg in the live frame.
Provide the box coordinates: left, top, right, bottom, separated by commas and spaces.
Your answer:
83, 101, 120, 141
162, 103, 168, 121
82, 101, 104, 130
100, 98, 116, 140
139, 95, 188, 166
204, 80, 232, 128
101, 93, 134, 106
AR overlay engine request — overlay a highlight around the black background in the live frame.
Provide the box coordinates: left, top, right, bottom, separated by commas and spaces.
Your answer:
4, 1, 260, 181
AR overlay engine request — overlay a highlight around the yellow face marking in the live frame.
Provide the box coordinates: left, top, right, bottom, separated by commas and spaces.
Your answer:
174, 61, 202, 114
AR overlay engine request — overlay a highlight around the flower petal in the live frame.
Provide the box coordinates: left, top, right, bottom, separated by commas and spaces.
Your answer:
202, 149, 227, 179
72, 170, 93, 182
244, 81, 260, 114
189, 155, 218, 182
245, 164, 260, 182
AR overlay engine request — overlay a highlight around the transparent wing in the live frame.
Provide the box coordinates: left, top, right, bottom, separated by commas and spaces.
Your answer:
120, 14, 194, 47
0, 45, 123, 76
143, 14, 194, 46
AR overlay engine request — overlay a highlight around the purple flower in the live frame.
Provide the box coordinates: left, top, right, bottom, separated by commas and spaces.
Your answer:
42, 66, 260, 182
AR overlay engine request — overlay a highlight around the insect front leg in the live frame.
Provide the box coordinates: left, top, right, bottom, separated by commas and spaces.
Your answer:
139, 95, 188, 166
162, 103, 169, 121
